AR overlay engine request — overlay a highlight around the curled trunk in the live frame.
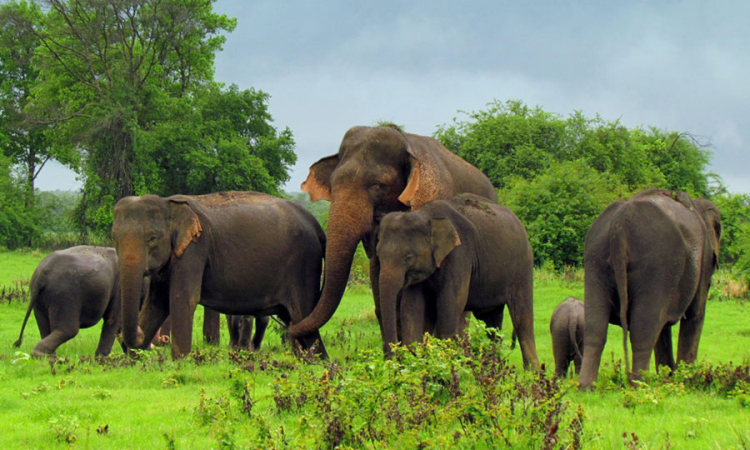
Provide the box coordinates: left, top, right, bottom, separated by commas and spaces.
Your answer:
289, 195, 372, 337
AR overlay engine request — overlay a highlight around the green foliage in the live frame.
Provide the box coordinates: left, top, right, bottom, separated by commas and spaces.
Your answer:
436, 99, 715, 268
0, 154, 37, 248
2, 250, 750, 449
0, 0, 78, 202
10, 0, 294, 234
714, 194, 750, 266
270, 328, 583, 449
500, 160, 625, 266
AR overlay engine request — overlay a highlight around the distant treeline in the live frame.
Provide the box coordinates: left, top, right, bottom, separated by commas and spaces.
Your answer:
0, 2, 748, 283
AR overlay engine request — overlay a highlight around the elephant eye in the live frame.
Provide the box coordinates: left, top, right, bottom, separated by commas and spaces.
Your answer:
147, 235, 159, 247
404, 254, 415, 264
369, 182, 386, 192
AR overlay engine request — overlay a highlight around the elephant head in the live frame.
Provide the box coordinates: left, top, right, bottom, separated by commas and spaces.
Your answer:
288, 125, 495, 338
376, 212, 461, 352
111, 195, 203, 349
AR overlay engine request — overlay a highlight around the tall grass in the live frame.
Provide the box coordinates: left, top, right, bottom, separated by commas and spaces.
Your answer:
1, 251, 749, 448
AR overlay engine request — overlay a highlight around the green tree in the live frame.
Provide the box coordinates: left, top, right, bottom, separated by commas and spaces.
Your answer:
436, 100, 565, 189
713, 193, 750, 267
24, 0, 295, 232
436, 100, 714, 268
0, 153, 37, 248
500, 160, 625, 267
0, 0, 76, 209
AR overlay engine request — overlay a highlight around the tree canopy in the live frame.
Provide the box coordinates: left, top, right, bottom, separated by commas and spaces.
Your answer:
436, 100, 715, 268
0, 0, 296, 234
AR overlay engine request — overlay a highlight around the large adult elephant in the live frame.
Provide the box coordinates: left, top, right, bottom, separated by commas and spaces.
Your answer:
578, 189, 721, 389
112, 191, 327, 359
289, 125, 497, 342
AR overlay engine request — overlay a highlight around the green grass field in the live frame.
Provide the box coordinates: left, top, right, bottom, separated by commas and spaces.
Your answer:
1, 251, 749, 448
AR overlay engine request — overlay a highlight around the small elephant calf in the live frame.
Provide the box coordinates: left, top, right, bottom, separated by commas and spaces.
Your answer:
376, 194, 539, 369
550, 297, 585, 377
226, 315, 270, 351
14, 246, 121, 357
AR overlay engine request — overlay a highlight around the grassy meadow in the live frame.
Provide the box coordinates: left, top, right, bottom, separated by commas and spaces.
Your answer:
1, 250, 749, 449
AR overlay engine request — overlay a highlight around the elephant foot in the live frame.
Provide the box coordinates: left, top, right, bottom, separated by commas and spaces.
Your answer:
31, 348, 55, 359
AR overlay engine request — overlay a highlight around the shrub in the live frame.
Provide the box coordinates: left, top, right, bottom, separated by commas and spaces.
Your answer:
500, 160, 626, 267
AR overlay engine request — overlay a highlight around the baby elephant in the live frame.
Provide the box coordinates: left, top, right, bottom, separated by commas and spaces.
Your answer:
376, 194, 539, 369
226, 315, 270, 351
14, 246, 121, 357
550, 297, 585, 377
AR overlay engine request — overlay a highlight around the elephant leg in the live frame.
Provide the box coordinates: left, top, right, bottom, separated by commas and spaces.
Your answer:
473, 306, 504, 341
549, 324, 571, 378
226, 315, 240, 349
168, 263, 204, 359
32, 327, 79, 356
237, 316, 252, 349
579, 276, 613, 389
399, 287, 427, 346
95, 317, 119, 356
677, 311, 705, 365
139, 299, 170, 349
203, 306, 221, 345
627, 304, 663, 384
507, 285, 539, 370
677, 289, 708, 365
33, 306, 51, 340
654, 325, 675, 373
369, 254, 386, 341
251, 316, 269, 351
32, 304, 80, 356
433, 273, 470, 339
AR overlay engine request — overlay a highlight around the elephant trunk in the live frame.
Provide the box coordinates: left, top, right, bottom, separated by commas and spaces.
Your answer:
289, 195, 372, 338
119, 246, 146, 349
379, 267, 405, 356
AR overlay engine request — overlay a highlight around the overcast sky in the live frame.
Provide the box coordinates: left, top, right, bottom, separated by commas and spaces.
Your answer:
37, 0, 749, 194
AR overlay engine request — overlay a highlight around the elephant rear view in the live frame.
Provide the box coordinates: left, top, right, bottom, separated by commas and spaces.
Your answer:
550, 297, 584, 377
579, 189, 721, 389
14, 246, 121, 357
112, 191, 327, 359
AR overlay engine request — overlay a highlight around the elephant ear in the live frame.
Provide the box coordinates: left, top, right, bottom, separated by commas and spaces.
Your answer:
398, 136, 454, 210
301, 154, 339, 202
168, 198, 203, 258
430, 217, 461, 268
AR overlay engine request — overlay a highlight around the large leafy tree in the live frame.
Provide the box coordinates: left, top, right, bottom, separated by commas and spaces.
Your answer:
0, 0, 76, 209
16, 0, 294, 233
436, 100, 714, 267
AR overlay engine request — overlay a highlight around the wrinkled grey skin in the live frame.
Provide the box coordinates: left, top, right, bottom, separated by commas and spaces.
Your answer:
289, 126, 497, 343
579, 189, 721, 389
550, 297, 584, 377
14, 246, 121, 357
376, 194, 539, 369
112, 191, 327, 360
227, 315, 270, 351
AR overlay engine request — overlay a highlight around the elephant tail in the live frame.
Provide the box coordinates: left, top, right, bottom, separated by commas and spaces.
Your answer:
609, 208, 632, 382
569, 315, 583, 360
14, 275, 42, 348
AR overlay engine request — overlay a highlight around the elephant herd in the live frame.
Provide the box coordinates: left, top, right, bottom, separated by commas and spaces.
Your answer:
13, 125, 722, 390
